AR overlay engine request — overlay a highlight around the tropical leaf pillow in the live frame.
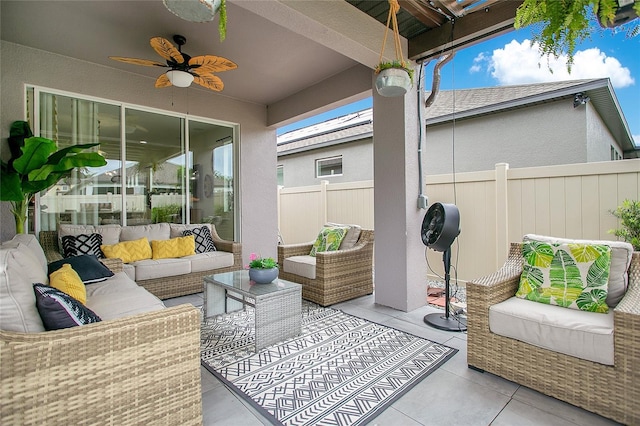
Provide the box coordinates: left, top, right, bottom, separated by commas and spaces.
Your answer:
309, 226, 349, 256
515, 240, 612, 313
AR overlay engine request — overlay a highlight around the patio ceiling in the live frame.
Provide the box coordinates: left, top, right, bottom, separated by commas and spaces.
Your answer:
1, 0, 522, 126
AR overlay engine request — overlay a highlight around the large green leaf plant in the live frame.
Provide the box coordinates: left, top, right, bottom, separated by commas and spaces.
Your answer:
1, 121, 107, 233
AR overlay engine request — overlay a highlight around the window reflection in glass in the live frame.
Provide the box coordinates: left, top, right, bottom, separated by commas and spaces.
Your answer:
189, 121, 235, 241
36, 92, 121, 230
32, 89, 238, 241
125, 110, 184, 225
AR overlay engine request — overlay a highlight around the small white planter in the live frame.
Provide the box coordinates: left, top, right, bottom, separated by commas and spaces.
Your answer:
163, 0, 222, 22
375, 68, 412, 97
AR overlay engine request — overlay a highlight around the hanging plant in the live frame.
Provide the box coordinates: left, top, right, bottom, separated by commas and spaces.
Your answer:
374, 0, 414, 97
375, 60, 415, 84
514, 0, 640, 71
163, 0, 228, 41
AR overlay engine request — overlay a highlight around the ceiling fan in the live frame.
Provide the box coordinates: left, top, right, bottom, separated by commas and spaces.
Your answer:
109, 34, 236, 91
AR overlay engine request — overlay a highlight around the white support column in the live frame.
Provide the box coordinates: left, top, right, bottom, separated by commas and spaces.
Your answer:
372, 75, 425, 312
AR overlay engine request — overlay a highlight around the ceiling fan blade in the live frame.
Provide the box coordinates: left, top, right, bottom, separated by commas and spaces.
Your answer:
193, 74, 224, 91
109, 56, 167, 67
189, 55, 237, 74
155, 73, 172, 88
150, 37, 184, 64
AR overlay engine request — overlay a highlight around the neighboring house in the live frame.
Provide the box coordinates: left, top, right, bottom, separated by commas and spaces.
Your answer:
277, 78, 638, 185
277, 110, 373, 187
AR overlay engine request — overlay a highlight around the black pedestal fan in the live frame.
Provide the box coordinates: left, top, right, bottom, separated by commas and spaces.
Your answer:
421, 202, 466, 332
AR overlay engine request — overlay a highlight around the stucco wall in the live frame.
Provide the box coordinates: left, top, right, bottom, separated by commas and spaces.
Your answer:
423, 100, 589, 174
277, 138, 372, 187
585, 102, 619, 162
0, 41, 278, 261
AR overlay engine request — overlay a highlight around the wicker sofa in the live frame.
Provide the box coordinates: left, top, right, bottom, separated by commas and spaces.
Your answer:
41, 222, 242, 299
0, 234, 202, 425
467, 241, 639, 425
278, 228, 374, 306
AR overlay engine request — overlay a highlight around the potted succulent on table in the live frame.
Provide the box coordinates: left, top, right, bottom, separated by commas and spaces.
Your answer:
0, 121, 107, 234
374, 60, 415, 97
247, 252, 279, 284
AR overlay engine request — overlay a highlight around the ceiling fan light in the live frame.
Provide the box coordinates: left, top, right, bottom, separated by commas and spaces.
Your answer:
163, 0, 222, 22
166, 70, 194, 87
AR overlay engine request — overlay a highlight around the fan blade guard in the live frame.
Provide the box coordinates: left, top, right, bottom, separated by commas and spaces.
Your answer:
421, 202, 460, 251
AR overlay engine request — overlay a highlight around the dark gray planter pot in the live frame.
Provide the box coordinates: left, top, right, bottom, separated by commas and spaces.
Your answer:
248, 267, 279, 284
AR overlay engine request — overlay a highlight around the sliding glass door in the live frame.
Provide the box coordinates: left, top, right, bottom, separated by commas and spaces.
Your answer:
30, 87, 238, 241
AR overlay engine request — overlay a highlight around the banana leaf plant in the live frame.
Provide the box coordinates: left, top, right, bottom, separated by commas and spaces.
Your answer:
1, 121, 107, 234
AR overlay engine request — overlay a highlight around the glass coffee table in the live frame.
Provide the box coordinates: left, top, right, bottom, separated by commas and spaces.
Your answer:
203, 270, 302, 351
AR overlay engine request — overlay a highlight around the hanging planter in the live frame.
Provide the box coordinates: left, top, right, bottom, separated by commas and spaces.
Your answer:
374, 0, 414, 97
375, 61, 414, 97
163, 0, 227, 41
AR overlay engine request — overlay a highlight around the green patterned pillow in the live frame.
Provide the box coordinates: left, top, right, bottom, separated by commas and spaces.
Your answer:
515, 240, 612, 313
309, 226, 349, 256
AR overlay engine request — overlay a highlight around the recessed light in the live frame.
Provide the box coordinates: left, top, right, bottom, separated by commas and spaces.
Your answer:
140, 140, 147, 144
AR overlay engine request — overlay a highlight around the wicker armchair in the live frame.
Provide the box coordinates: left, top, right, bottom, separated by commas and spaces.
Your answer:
466, 243, 640, 425
277, 229, 374, 306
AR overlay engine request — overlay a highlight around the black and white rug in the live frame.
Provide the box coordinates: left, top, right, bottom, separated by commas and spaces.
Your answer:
201, 301, 457, 426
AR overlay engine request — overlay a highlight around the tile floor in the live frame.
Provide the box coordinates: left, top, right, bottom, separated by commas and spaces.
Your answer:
164, 293, 621, 426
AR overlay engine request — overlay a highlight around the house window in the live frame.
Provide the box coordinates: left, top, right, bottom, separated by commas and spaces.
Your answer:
316, 156, 343, 178
611, 145, 621, 161
277, 165, 284, 186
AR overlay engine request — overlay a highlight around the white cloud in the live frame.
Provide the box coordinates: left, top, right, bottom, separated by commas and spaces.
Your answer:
634, 135, 640, 146
478, 39, 635, 88
469, 52, 487, 73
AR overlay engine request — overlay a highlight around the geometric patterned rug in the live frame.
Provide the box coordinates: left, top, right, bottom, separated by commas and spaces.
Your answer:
201, 301, 457, 426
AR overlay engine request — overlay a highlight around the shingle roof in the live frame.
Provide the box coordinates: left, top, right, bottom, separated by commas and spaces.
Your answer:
277, 79, 638, 156
424, 79, 602, 119
277, 109, 372, 155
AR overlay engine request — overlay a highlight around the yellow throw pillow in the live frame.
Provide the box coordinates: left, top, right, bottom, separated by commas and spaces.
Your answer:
101, 237, 152, 263
49, 263, 87, 304
151, 236, 195, 260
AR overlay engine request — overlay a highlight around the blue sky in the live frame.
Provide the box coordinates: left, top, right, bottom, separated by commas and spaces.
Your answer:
278, 23, 640, 146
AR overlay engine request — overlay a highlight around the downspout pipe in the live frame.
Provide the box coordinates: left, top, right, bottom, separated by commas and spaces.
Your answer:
425, 52, 455, 107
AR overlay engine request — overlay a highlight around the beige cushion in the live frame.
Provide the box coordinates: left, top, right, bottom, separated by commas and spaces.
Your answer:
122, 264, 136, 281
169, 223, 213, 238
58, 224, 122, 250
132, 258, 191, 281
326, 222, 361, 250
0, 247, 46, 332
187, 251, 234, 273
490, 297, 614, 365
283, 255, 316, 279
524, 234, 633, 307
85, 272, 165, 320
2, 234, 47, 271
121, 223, 170, 242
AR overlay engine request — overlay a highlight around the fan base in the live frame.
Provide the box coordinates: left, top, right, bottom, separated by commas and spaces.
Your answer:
423, 313, 467, 332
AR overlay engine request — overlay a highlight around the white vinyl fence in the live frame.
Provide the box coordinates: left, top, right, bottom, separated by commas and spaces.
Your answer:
277, 159, 640, 283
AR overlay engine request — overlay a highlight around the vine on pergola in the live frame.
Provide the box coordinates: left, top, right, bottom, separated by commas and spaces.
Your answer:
514, 0, 640, 71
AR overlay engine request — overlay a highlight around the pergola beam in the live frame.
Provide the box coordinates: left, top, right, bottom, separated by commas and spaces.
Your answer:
408, 0, 522, 61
